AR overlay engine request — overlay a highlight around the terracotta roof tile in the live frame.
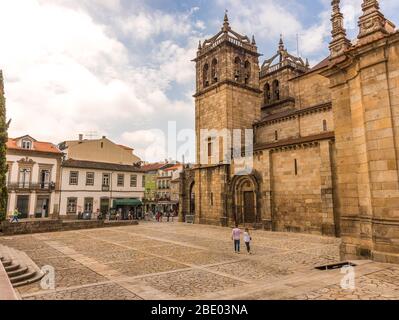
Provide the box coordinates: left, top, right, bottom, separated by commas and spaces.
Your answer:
7, 138, 62, 154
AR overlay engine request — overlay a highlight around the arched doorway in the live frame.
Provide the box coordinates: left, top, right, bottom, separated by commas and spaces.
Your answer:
231, 175, 259, 225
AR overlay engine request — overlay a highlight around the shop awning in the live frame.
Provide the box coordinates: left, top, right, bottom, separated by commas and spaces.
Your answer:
113, 199, 142, 207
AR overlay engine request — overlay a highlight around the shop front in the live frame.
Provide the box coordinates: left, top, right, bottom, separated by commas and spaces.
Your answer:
112, 198, 143, 219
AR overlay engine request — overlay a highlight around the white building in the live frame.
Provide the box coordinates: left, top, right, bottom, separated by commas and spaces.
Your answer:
60, 159, 145, 218
58, 136, 145, 218
6, 135, 63, 218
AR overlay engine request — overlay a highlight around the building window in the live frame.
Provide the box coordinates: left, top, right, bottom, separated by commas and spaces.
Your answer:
130, 175, 137, 187
117, 174, 124, 187
19, 168, 31, 188
69, 171, 79, 185
264, 83, 271, 104
210, 192, 214, 206
208, 138, 212, 157
67, 198, 77, 214
84, 198, 93, 213
142, 175, 146, 188
21, 139, 32, 150
294, 159, 298, 176
86, 172, 94, 186
234, 57, 241, 82
275, 130, 278, 141
102, 173, 110, 186
100, 142, 104, 148
272, 80, 280, 101
244, 60, 251, 84
323, 120, 327, 132
203, 63, 209, 87
211, 58, 218, 83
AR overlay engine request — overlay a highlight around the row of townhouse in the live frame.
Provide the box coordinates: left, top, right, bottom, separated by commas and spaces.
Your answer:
141, 163, 183, 214
6, 134, 146, 219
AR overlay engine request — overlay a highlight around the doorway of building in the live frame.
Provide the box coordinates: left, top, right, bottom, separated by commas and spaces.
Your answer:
100, 198, 110, 215
243, 191, 255, 223
35, 197, 49, 218
16, 195, 29, 218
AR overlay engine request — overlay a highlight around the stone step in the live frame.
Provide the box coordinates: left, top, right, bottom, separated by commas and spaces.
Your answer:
4, 263, 20, 272
2, 259, 12, 267
10, 269, 37, 284
13, 272, 45, 288
0, 244, 45, 288
7, 266, 28, 278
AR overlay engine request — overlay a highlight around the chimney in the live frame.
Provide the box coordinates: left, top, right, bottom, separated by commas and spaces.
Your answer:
78, 134, 83, 141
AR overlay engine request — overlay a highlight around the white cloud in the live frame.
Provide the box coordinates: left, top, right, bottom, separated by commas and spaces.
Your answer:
0, 0, 196, 162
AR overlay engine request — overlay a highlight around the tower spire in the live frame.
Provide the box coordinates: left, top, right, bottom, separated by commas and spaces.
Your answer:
222, 10, 230, 32
357, 0, 392, 43
252, 35, 256, 46
278, 34, 285, 51
329, 0, 351, 58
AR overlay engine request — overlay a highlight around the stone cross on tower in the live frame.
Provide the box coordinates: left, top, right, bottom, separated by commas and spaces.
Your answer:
357, 0, 392, 42
329, 0, 351, 58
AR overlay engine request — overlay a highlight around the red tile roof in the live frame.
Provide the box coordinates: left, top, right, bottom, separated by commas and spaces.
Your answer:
164, 164, 183, 171
7, 138, 62, 154
141, 163, 169, 172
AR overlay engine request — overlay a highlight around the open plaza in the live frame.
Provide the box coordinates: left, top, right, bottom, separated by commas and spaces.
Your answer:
1, 222, 399, 300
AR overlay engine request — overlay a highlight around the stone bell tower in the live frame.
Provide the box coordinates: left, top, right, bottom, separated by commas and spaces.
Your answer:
193, 12, 261, 165
323, 0, 399, 263
188, 13, 262, 226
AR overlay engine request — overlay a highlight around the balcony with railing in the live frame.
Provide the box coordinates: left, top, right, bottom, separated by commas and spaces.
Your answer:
260, 59, 308, 78
8, 181, 55, 191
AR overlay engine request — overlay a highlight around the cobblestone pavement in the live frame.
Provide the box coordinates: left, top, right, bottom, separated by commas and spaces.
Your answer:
1, 222, 399, 300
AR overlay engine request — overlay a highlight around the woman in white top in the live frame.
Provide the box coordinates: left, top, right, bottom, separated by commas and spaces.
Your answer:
244, 228, 252, 254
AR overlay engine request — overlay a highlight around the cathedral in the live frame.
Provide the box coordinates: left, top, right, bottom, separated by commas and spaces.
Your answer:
179, 0, 399, 264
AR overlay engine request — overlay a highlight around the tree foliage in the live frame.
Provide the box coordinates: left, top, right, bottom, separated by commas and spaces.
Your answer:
0, 71, 8, 221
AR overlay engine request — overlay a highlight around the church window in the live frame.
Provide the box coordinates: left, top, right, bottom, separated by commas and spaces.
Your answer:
210, 192, 214, 206
244, 61, 251, 84
208, 137, 212, 157
264, 83, 271, 104
272, 80, 280, 101
211, 59, 218, 83
203, 63, 209, 87
294, 159, 298, 176
323, 120, 327, 132
234, 57, 241, 82
275, 130, 278, 141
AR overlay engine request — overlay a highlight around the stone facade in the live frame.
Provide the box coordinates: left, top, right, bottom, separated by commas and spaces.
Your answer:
180, 2, 399, 263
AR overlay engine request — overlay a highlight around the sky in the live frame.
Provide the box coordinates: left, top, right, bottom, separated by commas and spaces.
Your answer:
1, 0, 399, 163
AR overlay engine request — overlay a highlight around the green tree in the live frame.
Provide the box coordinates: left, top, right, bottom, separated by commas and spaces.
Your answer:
0, 70, 8, 221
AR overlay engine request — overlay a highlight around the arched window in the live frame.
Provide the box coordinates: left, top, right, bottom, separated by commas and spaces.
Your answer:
264, 83, 271, 104
272, 80, 280, 101
234, 57, 241, 82
203, 63, 209, 87
211, 59, 218, 83
244, 60, 251, 84
294, 159, 298, 176
275, 130, 278, 141
323, 120, 327, 132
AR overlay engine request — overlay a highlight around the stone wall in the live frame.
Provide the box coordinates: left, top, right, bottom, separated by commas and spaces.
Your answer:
269, 142, 335, 235
0, 219, 138, 236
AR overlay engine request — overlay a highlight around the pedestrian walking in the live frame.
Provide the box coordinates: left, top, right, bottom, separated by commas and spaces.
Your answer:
231, 224, 242, 253
166, 211, 170, 222
244, 228, 252, 254
10, 208, 20, 223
